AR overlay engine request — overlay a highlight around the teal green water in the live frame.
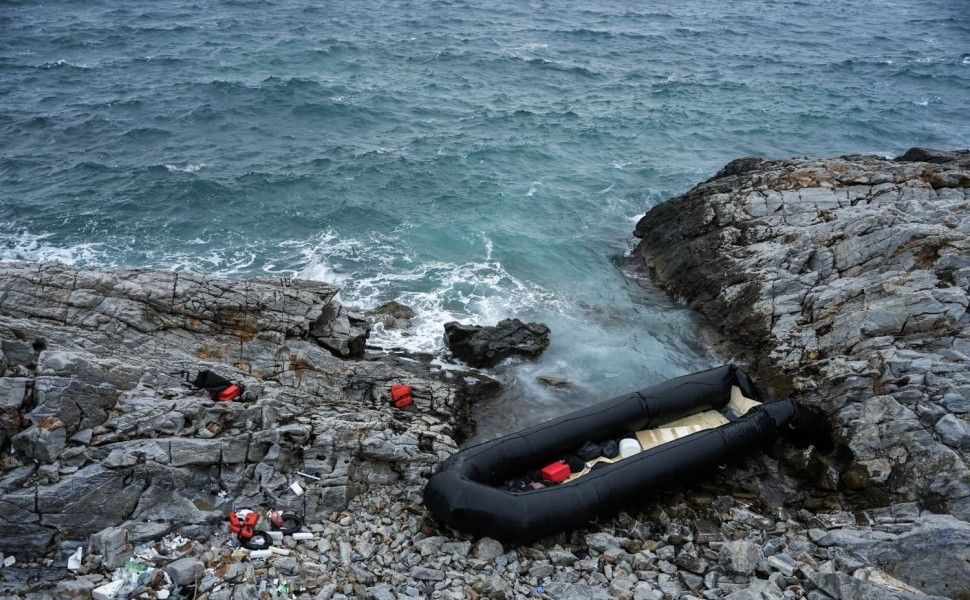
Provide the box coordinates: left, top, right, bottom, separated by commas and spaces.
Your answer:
1, 0, 968, 437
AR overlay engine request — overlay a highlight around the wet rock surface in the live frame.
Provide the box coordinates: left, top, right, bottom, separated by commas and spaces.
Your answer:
443, 319, 551, 368
633, 148, 970, 597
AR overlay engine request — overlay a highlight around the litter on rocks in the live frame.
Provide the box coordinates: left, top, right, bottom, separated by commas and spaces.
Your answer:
67, 546, 83, 571
188, 369, 245, 402
289, 481, 304, 496
92, 579, 123, 600
390, 383, 413, 408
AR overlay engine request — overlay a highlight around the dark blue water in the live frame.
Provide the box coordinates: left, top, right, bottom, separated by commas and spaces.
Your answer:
1, 0, 968, 437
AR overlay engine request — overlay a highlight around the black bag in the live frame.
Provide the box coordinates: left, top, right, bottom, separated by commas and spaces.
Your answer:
190, 370, 232, 393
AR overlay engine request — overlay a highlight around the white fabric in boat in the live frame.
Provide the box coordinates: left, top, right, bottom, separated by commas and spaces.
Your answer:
635, 410, 730, 451
563, 387, 762, 482
728, 385, 761, 417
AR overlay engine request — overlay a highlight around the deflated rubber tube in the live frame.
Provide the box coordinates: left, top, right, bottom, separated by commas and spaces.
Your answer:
423, 364, 817, 545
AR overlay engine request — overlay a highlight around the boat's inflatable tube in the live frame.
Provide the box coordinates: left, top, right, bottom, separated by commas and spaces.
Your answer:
423, 364, 824, 544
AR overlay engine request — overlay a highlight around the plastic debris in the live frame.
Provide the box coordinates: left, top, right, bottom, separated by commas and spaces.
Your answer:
267, 530, 284, 542
247, 549, 273, 559
270, 546, 291, 556
2, 555, 14, 567
296, 470, 321, 481
291, 532, 314, 541
289, 481, 304, 496
123, 560, 150, 573
67, 546, 83, 571
157, 590, 171, 600
163, 535, 190, 551
92, 579, 124, 600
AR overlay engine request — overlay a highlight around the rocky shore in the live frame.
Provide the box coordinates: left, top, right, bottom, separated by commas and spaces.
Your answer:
0, 148, 967, 599
633, 148, 970, 597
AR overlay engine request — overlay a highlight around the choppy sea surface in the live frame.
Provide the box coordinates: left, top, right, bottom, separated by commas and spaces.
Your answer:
2, 0, 968, 440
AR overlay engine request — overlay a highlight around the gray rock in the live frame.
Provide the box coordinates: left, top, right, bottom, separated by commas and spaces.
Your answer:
443, 319, 550, 368
440, 540, 471, 556
544, 581, 613, 600
11, 418, 66, 463
547, 548, 578, 566
164, 557, 204, 586
409, 566, 445, 581
585, 532, 622, 552
764, 553, 797, 577
633, 150, 970, 522
2, 339, 39, 371
633, 582, 663, 600
935, 414, 970, 448
536, 374, 573, 388
54, 575, 103, 599
528, 561, 554, 579
632, 150, 970, 599
814, 570, 949, 600
311, 304, 369, 359
366, 583, 397, 600
865, 514, 970, 598
473, 537, 503, 561
367, 301, 416, 330
0, 377, 28, 410
274, 555, 301, 576
88, 526, 130, 569
941, 392, 970, 414
719, 539, 764, 574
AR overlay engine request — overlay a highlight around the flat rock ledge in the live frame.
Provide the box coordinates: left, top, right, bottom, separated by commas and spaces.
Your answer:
633, 149, 970, 596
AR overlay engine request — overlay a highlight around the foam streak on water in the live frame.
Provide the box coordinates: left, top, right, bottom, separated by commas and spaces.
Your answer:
1, 0, 967, 440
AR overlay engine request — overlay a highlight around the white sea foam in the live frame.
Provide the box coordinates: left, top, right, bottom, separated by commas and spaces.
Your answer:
288, 230, 569, 356
43, 59, 91, 69
0, 230, 104, 266
164, 163, 205, 173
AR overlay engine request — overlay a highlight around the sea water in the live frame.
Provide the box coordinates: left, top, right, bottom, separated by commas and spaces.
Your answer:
1, 0, 967, 440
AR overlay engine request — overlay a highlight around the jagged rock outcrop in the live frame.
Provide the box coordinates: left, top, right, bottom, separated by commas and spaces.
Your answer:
443, 318, 551, 368
367, 301, 417, 330
633, 149, 969, 596
0, 262, 484, 557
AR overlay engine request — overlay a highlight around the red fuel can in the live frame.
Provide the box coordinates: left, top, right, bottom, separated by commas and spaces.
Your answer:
540, 460, 571, 484
216, 384, 242, 402
390, 384, 413, 408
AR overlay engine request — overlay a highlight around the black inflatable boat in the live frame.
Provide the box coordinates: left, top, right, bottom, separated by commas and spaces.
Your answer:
423, 364, 825, 544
